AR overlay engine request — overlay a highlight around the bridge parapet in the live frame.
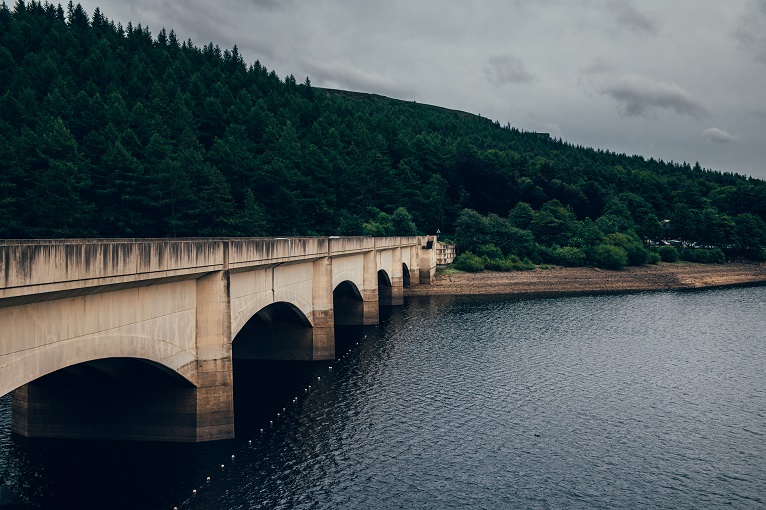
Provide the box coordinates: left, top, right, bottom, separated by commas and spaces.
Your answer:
0, 239, 224, 301
328, 236, 374, 256
1, 237, 427, 302
227, 237, 329, 270
377, 236, 423, 250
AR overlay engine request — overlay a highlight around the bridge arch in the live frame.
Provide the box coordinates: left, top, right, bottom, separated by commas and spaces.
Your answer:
233, 301, 315, 361
39, 357, 196, 386
378, 269, 394, 305
11, 356, 199, 441
402, 262, 411, 288
1, 331, 197, 400
333, 280, 365, 326
230, 289, 314, 341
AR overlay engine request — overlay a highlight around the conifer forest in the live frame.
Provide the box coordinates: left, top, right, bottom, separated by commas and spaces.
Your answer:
3, 2, 766, 268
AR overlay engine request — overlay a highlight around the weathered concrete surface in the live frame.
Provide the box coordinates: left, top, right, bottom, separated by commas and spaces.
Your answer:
311, 257, 335, 359
0, 239, 224, 303
193, 272, 235, 441
0, 236, 436, 442
0, 279, 199, 398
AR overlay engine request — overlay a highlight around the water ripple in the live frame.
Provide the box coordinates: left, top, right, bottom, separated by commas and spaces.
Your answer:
1, 287, 765, 508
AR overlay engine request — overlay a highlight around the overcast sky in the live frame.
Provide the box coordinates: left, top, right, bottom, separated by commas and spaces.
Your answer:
76, 0, 766, 179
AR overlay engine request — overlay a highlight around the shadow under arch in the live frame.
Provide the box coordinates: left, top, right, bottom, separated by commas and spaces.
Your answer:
378, 269, 393, 305
31, 357, 194, 388
233, 301, 314, 361
12, 357, 197, 441
402, 262, 411, 288
232, 302, 324, 437
333, 280, 365, 326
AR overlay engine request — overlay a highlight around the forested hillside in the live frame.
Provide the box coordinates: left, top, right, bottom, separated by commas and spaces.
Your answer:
2, 2, 766, 265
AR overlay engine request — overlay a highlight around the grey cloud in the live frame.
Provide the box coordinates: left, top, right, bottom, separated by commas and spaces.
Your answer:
143, 0, 283, 61
735, 0, 766, 65
607, 1, 659, 35
579, 58, 615, 76
702, 128, 740, 144
577, 58, 616, 99
242, 0, 285, 9
485, 53, 535, 85
599, 75, 708, 118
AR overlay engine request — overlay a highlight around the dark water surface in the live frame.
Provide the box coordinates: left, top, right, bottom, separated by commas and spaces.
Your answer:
1, 287, 765, 509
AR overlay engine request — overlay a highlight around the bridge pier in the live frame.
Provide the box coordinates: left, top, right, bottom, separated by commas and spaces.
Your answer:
192, 271, 236, 441
310, 257, 335, 359
389, 247, 404, 305
359, 251, 380, 324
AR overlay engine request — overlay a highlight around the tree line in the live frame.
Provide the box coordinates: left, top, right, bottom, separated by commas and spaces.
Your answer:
2, 2, 766, 268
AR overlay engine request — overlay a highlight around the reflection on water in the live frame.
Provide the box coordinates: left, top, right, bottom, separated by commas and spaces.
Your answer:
1, 288, 765, 509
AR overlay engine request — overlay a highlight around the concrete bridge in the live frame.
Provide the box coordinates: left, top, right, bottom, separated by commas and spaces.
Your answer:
0, 236, 437, 442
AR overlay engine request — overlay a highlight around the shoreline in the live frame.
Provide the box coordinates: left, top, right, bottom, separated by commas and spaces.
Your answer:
404, 262, 766, 298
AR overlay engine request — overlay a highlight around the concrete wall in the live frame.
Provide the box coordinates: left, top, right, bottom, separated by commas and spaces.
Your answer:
436, 242, 456, 266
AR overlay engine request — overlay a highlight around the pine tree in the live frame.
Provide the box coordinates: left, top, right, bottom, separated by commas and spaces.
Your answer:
24, 117, 94, 236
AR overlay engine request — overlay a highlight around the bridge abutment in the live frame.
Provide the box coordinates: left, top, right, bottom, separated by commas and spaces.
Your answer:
419, 237, 437, 284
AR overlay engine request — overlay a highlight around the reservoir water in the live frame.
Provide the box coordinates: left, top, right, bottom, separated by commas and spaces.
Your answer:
1, 286, 765, 509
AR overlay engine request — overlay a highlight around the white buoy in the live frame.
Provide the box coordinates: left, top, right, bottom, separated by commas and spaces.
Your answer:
206, 476, 211, 482
231, 455, 235, 460
282, 407, 286, 412
221, 464, 225, 470
269, 420, 273, 426
193, 489, 197, 495
260, 428, 264, 434
277, 413, 280, 417
329, 366, 332, 371
248, 440, 252, 445
317, 376, 321, 381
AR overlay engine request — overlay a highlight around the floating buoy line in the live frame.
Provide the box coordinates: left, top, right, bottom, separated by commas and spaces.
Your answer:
170, 334, 367, 509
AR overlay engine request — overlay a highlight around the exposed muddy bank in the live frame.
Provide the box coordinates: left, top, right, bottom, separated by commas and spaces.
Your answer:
405, 262, 766, 298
